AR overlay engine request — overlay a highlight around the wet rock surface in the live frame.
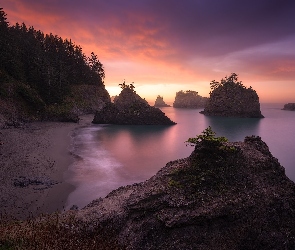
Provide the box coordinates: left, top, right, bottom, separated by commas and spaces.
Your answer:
69, 136, 295, 249
93, 88, 176, 125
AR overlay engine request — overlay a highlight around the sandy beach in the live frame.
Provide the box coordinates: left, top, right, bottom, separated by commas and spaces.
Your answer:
0, 115, 94, 220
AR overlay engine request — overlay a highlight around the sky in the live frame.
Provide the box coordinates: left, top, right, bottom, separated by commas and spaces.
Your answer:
2, 0, 295, 104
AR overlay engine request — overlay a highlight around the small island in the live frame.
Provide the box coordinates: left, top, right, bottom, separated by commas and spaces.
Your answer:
173, 90, 208, 108
93, 83, 176, 125
154, 95, 171, 107
200, 73, 264, 118
282, 103, 295, 111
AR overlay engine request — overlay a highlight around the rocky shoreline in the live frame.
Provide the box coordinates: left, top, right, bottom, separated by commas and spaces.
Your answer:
62, 135, 295, 249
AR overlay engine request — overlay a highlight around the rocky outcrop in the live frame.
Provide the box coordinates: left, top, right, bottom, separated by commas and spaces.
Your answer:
173, 90, 208, 108
200, 74, 264, 118
154, 95, 171, 107
93, 88, 176, 125
282, 103, 295, 111
68, 135, 295, 249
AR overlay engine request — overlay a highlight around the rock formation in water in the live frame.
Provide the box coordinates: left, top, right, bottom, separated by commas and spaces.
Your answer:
173, 90, 208, 108
282, 103, 295, 111
154, 95, 171, 107
67, 131, 295, 249
93, 87, 176, 125
200, 73, 264, 118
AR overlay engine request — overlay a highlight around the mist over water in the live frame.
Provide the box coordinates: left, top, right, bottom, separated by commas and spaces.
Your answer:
65, 103, 295, 209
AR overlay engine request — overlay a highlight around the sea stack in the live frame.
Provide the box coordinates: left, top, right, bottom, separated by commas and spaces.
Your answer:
173, 90, 208, 108
93, 86, 176, 125
200, 73, 264, 118
282, 103, 295, 111
154, 95, 171, 107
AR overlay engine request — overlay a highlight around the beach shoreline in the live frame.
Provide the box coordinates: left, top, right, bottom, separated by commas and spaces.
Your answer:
0, 115, 94, 219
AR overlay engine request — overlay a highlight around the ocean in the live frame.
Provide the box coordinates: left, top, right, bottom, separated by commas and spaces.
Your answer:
65, 103, 295, 209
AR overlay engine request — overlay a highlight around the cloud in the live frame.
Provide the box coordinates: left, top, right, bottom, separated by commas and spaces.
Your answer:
2, 0, 295, 102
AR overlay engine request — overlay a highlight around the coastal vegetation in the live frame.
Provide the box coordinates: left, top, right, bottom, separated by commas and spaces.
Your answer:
0, 7, 109, 125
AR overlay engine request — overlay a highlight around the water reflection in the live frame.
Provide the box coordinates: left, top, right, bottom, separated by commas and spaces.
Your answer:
65, 104, 295, 209
204, 116, 262, 141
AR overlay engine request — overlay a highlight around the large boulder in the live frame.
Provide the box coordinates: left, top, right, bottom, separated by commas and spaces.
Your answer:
282, 103, 295, 111
173, 90, 208, 108
200, 74, 264, 118
93, 88, 176, 125
70, 134, 295, 249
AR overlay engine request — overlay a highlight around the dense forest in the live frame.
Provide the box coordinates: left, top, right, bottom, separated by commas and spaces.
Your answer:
0, 7, 109, 124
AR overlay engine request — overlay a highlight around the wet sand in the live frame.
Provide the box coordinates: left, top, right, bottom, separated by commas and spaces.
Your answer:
0, 115, 93, 219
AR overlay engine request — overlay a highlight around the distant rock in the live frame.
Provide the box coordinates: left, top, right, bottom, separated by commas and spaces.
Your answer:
154, 95, 171, 107
173, 90, 208, 108
282, 103, 295, 111
200, 73, 264, 118
93, 88, 176, 125
71, 134, 295, 249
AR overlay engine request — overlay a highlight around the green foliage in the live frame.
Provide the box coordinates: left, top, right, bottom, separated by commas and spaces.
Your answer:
186, 126, 228, 146
209, 73, 245, 93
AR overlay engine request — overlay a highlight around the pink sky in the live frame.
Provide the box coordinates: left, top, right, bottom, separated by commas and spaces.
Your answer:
2, 0, 295, 104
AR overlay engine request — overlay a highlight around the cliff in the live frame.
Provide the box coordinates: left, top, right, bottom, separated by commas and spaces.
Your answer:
173, 90, 208, 108
282, 103, 295, 111
0, 81, 110, 127
200, 74, 264, 118
93, 88, 176, 125
65, 133, 295, 249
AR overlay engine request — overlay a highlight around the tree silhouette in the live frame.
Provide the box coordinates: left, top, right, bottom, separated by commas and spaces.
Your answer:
0, 7, 106, 105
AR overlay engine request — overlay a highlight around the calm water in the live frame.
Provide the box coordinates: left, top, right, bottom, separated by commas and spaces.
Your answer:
65, 103, 295, 209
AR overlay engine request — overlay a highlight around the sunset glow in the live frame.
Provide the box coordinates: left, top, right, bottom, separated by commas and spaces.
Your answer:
2, 1, 295, 104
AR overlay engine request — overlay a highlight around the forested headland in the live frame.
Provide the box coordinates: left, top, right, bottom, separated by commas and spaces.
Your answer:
0, 7, 110, 125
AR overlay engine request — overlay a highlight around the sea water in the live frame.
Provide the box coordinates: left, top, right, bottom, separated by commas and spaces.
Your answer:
65, 103, 295, 209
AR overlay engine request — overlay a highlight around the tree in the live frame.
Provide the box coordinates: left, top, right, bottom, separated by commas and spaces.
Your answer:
88, 52, 105, 83
0, 7, 9, 28
119, 81, 136, 92
186, 126, 228, 146
129, 82, 135, 91
210, 73, 244, 93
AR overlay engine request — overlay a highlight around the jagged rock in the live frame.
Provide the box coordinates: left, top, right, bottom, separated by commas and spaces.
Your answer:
282, 103, 295, 111
154, 95, 171, 107
93, 88, 176, 125
200, 74, 264, 118
173, 90, 208, 108
70, 135, 295, 249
